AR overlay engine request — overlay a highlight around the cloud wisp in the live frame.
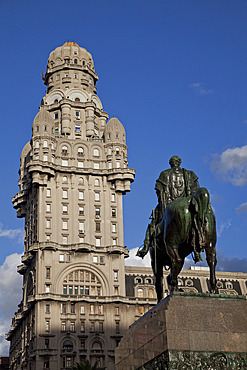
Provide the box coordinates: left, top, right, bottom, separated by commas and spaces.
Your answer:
236, 202, 247, 215
211, 145, 247, 186
217, 219, 232, 237
125, 247, 151, 268
0, 223, 24, 244
0, 253, 22, 356
189, 82, 213, 96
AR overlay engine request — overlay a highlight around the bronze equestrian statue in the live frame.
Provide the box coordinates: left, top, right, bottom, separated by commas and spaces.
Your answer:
137, 156, 217, 302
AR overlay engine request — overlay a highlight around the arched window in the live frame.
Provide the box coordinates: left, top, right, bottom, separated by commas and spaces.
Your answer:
148, 289, 154, 298
146, 278, 152, 284
93, 148, 100, 157
75, 97, 80, 102
78, 147, 84, 156
62, 145, 68, 155
35, 141, 39, 149
63, 270, 102, 296
226, 282, 233, 289
92, 341, 102, 350
115, 147, 120, 155
137, 289, 143, 298
62, 176, 68, 183
43, 140, 48, 148
54, 99, 58, 104
79, 177, 84, 185
95, 178, 100, 186
74, 59, 78, 64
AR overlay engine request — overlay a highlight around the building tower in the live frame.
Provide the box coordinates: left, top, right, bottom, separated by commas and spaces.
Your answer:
7, 42, 135, 370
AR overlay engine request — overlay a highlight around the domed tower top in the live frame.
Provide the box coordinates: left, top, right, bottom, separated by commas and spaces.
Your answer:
43, 42, 98, 86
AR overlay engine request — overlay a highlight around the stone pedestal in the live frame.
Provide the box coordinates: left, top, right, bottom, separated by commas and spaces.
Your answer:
115, 292, 247, 369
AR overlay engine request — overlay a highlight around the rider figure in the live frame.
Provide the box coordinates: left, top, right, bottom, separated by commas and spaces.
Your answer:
138, 156, 202, 262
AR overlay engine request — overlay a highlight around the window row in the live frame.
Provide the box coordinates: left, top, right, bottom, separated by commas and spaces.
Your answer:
61, 146, 100, 157
60, 320, 104, 333
61, 303, 104, 315
63, 285, 102, 296
46, 188, 116, 202
46, 204, 116, 219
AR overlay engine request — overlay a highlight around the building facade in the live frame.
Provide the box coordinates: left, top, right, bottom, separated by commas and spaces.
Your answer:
6, 43, 247, 370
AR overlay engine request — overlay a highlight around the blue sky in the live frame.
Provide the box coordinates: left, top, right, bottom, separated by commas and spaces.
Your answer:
0, 0, 247, 354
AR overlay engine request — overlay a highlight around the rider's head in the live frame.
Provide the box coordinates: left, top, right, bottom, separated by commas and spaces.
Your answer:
169, 155, 182, 168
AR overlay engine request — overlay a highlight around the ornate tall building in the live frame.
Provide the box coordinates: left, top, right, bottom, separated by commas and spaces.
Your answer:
6, 42, 247, 370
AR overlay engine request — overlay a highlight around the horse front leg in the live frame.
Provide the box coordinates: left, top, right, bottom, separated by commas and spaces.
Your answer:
205, 243, 217, 293
152, 259, 164, 303
170, 258, 184, 292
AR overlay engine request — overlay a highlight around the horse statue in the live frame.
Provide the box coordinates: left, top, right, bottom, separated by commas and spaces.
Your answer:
137, 157, 217, 302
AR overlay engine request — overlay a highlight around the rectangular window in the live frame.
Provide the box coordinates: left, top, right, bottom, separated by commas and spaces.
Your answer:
79, 236, 84, 243
95, 208, 100, 218
99, 256, 104, 264
71, 303, 75, 314
45, 304, 50, 313
90, 305, 95, 314
46, 234, 51, 241
94, 163, 100, 169
79, 206, 84, 215
139, 306, 144, 316
45, 285, 50, 293
108, 162, 112, 169
115, 306, 119, 315
80, 286, 84, 295
75, 111, 80, 119
62, 160, 68, 167
74, 271, 78, 280
114, 286, 119, 295
98, 305, 103, 315
62, 235, 68, 244
81, 321, 85, 332
116, 161, 120, 168
114, 270, 118, 282
90, 322, 95, 332
45, 339, 50, 349
61, 303, 66, 314
79, 191, 84, 200
112, 238, 117, 246
112, 224, 116, 233
61, 321, 66, 331
43, 358, 49, 368
70, 322, 75, 331
43, 140, 48, 148
95, 237, 101, 247
46, 267, 51, 279
80, 306, 85, 314
60, 254, 65, 262
54, 112, 58, 119
56, 74, 60, 81
69, 286, 73, 294
46, 204, 51, 212
43, 154, 48, 161
79, 221, 84, 234
46, 219, 51, 229
93, 256, 97, 263
62, 190, 68, 199
95, 222, 100, 232
116, 321, 120, 334
75, 124, 81, 131
45, 320, 50, 332
63, 205, 68, 214
99, 321, 104, 333
78, 161, 84, 168
95, 192, 100, 201
63, 285, 67, 294
62, 221, 68, 230
111, 193, 115, 202
111, 208, 116, 217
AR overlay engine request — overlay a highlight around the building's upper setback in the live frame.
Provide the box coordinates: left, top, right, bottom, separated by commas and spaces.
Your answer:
12, 41, 135, 254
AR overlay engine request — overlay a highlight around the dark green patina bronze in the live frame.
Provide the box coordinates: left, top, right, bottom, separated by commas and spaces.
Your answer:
137, 156, 217, 301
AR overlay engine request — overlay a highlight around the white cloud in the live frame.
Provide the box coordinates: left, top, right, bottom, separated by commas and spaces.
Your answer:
0, 223, 24, 243
211, 145, 247, 186
0, 253, 22, 356
125, 247, 151, 267
236, 202, 247, 215
217, 219, 232, 237
189, 82, 213, 95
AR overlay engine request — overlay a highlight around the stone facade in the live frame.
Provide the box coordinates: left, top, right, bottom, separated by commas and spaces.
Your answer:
6, 43, 247, 370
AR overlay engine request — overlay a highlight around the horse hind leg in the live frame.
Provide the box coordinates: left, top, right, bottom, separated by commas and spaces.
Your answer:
170, 258, 184, 292
205, 243, 217, 293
